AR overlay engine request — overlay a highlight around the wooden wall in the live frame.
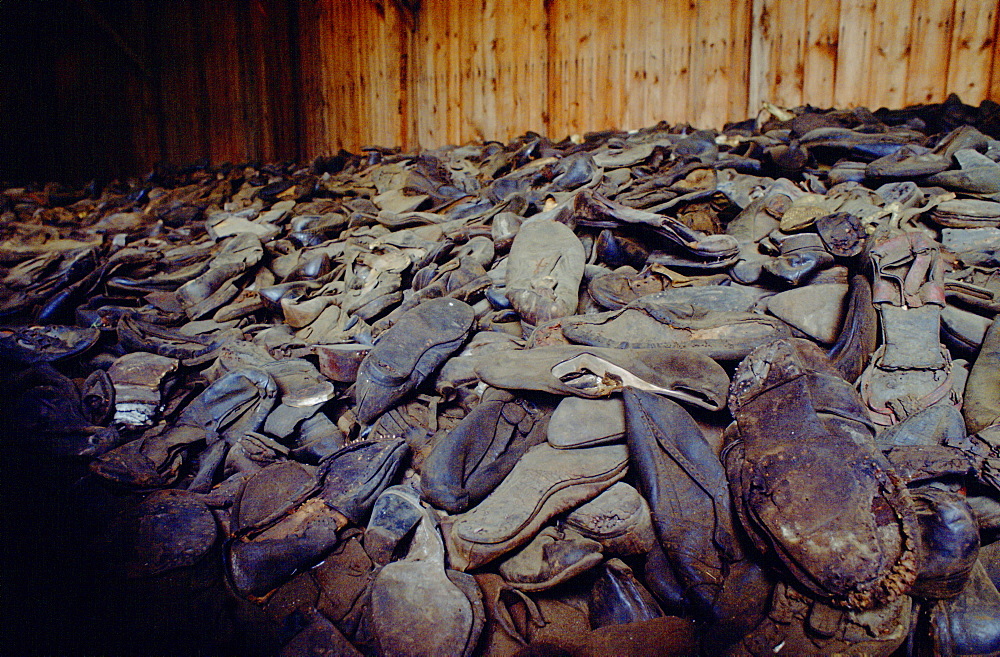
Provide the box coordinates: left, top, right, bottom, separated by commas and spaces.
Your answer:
1, 0, 999, 183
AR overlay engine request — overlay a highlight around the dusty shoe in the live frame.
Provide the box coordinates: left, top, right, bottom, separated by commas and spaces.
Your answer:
319, 438, 409, 525
727, 581, 911, 657
497, 526, 603, 591
421, 387, 551, 513
910, 487, 980, 599
588, 558, 664, 628
826, 273, 879, 383
0, 324, 100, 364
563, 481, 656, 556
586, 267, 668, 310
505, 216, 586, 326
354, 297, 475, 424
728, 338, 919, 610
762, 232, 835, 285
925, 559, 1000, 657
474, 345, 730, 411
764, 283, 849, 345
561, 300, 790, 361
364, 485, 425, 566
860, 231, 958, 425
228, 497, 346, 599
624, 388, 752, 619
106, 351, 179, 429
93, 367, 277, 488
100, 488, 218, 578
547, 396, 626, 448
370, 489, 484, 657
443, 442, 628, 571
964, 316, 1000, 434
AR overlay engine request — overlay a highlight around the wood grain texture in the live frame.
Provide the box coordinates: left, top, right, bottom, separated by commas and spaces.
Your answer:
4, 0, 1000, 182
948, 0, 999, 105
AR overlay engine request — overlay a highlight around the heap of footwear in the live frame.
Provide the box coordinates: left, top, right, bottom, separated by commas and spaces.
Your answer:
4, 93, 1000, 656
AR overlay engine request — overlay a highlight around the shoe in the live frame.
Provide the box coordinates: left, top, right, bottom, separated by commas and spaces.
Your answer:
354, 297, 475, 424
370, 489, 483, 657
860, 231, 958, 425
228, 497, 345, 599
827, 273, 879, 382
964, 317, 1000, 433
364, 485, 425, 566
548, 396, 626, 448
909, 487, 979, 599
106, 351, 179, 429
92, 367, 278, 488
100, 488, 218, 578
623, 388, 745, 616
926, 560, 1000, 657
563, 481, 656, 556
474, 345, 730, 411
764, 283, 849, 344
319, 438, 409, 525
421, 387, 551, 514
497, 526, 603, 591
586, 266, 667, 309
505, 216, 586, 326
561, 301, 790, 361
729, 581, 911, 657
0, 324, 99, 364
728, 338, 919, 610
443, 442, 628, 571
588, 558, 664, 628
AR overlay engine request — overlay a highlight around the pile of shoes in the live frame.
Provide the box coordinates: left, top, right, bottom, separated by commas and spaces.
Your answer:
4, 93, 1000, 656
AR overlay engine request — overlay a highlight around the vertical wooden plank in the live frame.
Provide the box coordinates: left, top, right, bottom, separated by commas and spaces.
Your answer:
869, 1, 913, 109
444, 1, 459, 145
834, 0, 877, 107
773, 0, 807, 108
802, 0, 841, 108
947, 0, 999, 104
663, 0, 693, 125
201, 1, 245, 163
619, 2, 638, 130
493, 0, 510, 141
905, 0, 956, 105
412, 0, 430, 145
726, 0, 752, 123
294, 0, 323, 158
123, 0, 162, 173
992, 7, 1000, 102
579, 0, 596, 134
691, 0, 749, 128
748, 0, 769, 114
593, 0, 618, 131
643, 2, 667, 128
524, 0, 545, 139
